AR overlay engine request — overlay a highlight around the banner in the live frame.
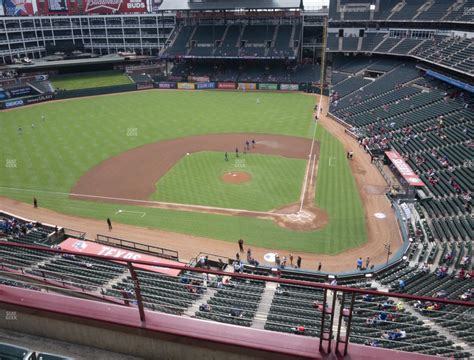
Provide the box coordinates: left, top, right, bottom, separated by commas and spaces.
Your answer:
258, 83, 278, 91
4, 0, 34, 15
25, 94, 54, 105
8, 86, 32, 97
425, 69, 474, 93
35, 74, 49, 81
157, 82, 176, 89
177, 82, 195, 90
196, 82, 215, 90
136, 83, 153, 90
280, 84, 299, 91
84, 0, 147, 13
0, 90, 7, 101
4, 99, 24, 109
385, 151, 425, 187
59, 238, 181, 277
48, 0, 68, 11
217, 82, 235, 90
237, 83, 257, 91
188, 75, 210, 83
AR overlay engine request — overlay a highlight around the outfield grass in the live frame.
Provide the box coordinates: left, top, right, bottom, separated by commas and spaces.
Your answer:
51, 71, 132, 90
152, 151, 306, 211
0, 90, 366, 254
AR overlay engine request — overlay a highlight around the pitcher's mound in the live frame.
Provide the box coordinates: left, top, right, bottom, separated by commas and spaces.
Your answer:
222, 171, 251, 184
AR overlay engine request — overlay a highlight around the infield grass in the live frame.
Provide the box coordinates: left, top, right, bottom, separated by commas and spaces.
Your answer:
0, 90, 367, 254
152, 151, 306, 211
51, 71, 132, 90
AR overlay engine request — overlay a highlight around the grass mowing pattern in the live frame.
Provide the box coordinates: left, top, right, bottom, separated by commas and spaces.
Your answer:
152, 151, 306, 211
0, 91, 366, 254
51, 71, 132, 90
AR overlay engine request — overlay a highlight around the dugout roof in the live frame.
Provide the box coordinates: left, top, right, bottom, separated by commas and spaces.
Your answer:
157, 0, 302, 11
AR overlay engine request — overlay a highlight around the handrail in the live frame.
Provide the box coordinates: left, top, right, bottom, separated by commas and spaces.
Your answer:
0, 242, 472, 308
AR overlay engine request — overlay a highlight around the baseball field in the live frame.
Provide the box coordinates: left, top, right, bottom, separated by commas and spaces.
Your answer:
0, 90, 367, 255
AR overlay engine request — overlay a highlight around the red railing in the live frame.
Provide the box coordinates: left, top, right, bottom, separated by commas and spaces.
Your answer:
0, 241, 472, 358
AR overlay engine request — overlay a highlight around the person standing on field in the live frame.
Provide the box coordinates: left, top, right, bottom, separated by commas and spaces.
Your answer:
289, 253, 294, 267
33, 198, 38, 208
297, 256, 302, 268
107, 218, 112, 231
225, 152, 229, 161
235, 147, 239, 158
238, 239, 244, 252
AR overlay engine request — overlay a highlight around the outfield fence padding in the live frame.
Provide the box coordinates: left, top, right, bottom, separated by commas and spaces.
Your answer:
54, 84, 137, 100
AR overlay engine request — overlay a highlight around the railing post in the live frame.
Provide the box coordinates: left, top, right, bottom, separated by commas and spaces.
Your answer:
319, 288, 328, 352
327, 289, 337, 352
335, 291, 345, 354
127, 262, 146, 323
344, 292, 356, 356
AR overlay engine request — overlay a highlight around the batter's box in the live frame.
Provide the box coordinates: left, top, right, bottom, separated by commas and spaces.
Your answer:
328, 157, 336, 167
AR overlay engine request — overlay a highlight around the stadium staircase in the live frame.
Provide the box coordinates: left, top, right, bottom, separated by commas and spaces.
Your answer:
251, 281, 277, 330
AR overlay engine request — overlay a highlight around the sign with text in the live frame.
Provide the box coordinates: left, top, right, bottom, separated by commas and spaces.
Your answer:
84, 0, 147, 14
237, 83, 257, 91
385, 151, 425, 187
177, 82, 195, 90
258, 83, 278, 90
157, 82, 176, 89
59, 238, 181, 276
217, 82, 235, 89
196, 82, 215, 89
280, 84, 299, 91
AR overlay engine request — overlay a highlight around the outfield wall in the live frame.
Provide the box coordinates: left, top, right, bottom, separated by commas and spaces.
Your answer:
0, 81, 315, 110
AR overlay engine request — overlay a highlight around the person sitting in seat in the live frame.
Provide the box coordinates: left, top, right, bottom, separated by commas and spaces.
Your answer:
460, 289, 472, 301
382, 329, 406, 340
362, 294, 374, 302
199, 304, 211, 312
276, 286, 289, 296
230, 308, 243, 318
290, 325, 305, 334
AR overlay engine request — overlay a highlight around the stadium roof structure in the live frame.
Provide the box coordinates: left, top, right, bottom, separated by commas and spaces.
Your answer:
157, 0, 303, 11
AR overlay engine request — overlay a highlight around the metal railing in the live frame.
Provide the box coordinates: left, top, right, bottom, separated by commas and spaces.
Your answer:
0, 241, 472, 358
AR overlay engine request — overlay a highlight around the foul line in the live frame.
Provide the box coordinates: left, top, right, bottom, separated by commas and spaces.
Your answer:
299, 104, 319, 213
0, 186, 289, 217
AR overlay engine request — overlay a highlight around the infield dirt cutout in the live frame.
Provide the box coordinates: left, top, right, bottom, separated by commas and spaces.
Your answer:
71, 132, 327, 231
222, 171, 252, 184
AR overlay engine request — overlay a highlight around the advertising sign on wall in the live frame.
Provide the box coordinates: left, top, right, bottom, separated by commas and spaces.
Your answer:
4, 99, 24, 109
217, 82, 235, 90
4, 0, 34, 15
136, 83, 154, 90
8, 86, 32, 98
157, 82, 176, 89
196, 82, 215, 90
48, 0, 68, 11
177, 82, 195, 90
258, 83, 278, 91
385, 151, 425, 187
0, 90, 7, 101
280, 84, 299, 91
84, 0, 147, 14
237, 83, 257, 91
25, 94, 54, 105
